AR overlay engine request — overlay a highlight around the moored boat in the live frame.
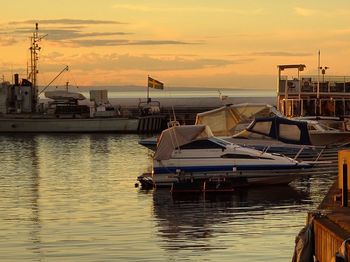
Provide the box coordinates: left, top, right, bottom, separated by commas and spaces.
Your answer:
0, 23, 165, 133
139, 124, 312, 188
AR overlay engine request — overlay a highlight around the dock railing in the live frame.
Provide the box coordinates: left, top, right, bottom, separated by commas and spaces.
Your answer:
279, 75, 350, 94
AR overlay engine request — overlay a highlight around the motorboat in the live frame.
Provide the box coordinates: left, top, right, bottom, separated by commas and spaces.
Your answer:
195, 102, 282, 136
139, 125, 312, 188
138, 102, 282, 150
226, 116, 350, 175
232, 115, 350, 146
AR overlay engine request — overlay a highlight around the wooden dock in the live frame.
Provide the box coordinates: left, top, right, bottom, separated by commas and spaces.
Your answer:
295, 150, 350, 261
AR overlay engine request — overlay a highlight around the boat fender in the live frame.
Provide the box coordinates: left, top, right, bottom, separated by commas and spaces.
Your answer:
331, 238, 350, 262
292, 218, 314, 262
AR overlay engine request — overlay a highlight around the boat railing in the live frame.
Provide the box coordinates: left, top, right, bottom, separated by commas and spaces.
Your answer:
293, 146, 305, 160
261, 145, 271, 154
292, 145, 327, 163
314, 147, 326, 163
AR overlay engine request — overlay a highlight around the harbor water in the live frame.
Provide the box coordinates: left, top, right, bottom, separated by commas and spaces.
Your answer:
0, 133, 334, 261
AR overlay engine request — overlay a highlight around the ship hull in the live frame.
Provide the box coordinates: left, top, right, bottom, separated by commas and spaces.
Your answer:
0, 117, 139, 133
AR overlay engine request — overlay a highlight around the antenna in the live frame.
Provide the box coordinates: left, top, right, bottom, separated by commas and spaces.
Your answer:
29, 23, 47, 89
39, 65, 69, 95
218, 89, 229, 105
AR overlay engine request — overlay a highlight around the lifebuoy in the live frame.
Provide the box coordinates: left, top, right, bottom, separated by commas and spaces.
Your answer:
303, 80, 310, 87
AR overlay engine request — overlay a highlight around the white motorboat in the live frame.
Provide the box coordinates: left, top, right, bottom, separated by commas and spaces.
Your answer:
143, 125, 312, 188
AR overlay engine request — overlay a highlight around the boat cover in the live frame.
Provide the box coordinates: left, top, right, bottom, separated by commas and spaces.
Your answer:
154, 125, 213, 161
45, 90, 86, 100
195, 103, 282, 136
235, 116, 312, 145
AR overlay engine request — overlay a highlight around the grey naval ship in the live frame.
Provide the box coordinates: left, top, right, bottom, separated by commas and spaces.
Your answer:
0, 24, 164, 133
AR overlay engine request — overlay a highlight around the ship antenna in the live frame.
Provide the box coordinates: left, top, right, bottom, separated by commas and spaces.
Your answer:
29, 23, 47, 91
39, 65, 69, 95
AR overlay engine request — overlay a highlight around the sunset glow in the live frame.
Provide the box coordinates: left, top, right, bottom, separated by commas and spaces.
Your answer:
1, 0, 350, 89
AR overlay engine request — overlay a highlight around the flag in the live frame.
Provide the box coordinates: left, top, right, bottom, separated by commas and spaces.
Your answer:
148, 76, 164, 90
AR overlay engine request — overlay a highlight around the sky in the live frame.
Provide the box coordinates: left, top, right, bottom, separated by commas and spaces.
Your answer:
1, 0, 350, 89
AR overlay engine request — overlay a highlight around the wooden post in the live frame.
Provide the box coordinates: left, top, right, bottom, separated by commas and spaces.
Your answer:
342, 161, 348, 207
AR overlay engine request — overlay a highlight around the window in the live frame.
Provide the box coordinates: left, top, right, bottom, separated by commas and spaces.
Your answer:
179, 139, 225, 149
251, 121, 272, 135
279, 124, 300, 141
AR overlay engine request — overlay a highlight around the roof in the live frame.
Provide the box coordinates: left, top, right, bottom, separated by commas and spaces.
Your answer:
277, 64, 306, 71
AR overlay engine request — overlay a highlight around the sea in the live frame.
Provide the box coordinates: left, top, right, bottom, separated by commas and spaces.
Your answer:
0, 133, 334, 261
0, 88, 334, 261
41, 86, 276, 99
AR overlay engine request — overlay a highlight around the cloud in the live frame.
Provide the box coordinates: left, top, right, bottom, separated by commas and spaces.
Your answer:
58, 39, 198, 47
12, 28, 131, 41
112, 4, 263, 15
293, 7, 316, 17
8, 19, 125, 25
0, 36, 20, 46
230, 51, 312, 57
41, 53, 237, 72
293, 7, 350, 18
0, 19, 193, 47
250, 51, 312, 57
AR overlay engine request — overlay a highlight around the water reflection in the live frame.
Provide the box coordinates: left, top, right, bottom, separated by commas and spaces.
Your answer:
27, 137, 43, 259
0, 134, 333, 261
0, 134, 43, 259
151, 186, 311, 253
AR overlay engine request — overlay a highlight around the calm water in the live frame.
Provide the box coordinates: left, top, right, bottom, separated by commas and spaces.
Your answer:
0, 134, 334, 261
40, 88, 275, 99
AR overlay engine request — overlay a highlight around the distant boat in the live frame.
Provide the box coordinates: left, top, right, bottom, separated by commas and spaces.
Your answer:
0, 23, 164, 133
138, 125, 312, 189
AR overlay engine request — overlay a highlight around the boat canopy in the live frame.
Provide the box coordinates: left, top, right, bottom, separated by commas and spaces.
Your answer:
154, 125, 213, 161
45, 90, 86, 101
195, 103, 282, 136
234, 116, 312, 145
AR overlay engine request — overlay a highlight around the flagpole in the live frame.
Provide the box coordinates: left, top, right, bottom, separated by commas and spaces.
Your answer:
147, 75, 150, 103
317, 50, 320, 115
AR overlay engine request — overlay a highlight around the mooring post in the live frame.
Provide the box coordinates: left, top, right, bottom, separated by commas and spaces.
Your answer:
342, 160, 348, 207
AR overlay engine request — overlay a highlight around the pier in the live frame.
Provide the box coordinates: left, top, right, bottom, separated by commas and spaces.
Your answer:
295, 150, 350, 261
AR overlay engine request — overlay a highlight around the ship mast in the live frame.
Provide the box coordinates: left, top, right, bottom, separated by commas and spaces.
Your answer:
28, 23, 47, 103
29, 23, 39, 89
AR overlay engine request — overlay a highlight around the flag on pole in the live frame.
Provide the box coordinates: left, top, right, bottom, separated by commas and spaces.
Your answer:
148, 76, 164, 90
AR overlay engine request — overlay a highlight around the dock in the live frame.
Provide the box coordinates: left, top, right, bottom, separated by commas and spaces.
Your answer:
294, 150, 350, 261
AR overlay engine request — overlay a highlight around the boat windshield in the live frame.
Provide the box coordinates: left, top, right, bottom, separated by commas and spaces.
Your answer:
307, 121, 342, 132
209, 137, 232, 147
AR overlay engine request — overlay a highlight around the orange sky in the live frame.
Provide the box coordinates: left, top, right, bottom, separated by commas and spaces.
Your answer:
1, 1, 350, 89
